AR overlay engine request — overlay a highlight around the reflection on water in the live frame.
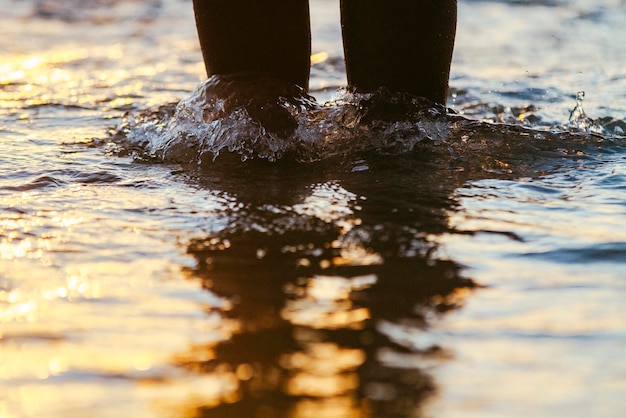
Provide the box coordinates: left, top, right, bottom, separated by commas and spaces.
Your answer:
175, 160, 476, 417
2, 0, 626, 417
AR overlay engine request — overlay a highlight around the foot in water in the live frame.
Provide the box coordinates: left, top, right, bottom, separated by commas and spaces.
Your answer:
198, 73, 318, 139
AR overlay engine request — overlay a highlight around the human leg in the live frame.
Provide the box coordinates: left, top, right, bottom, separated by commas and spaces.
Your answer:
192, 0, 311, 90
340, 0, 457, 104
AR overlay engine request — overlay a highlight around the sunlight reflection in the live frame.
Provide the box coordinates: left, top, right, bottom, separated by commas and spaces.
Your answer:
335, 245, 383, 267
0, 44, 179, 118
292, 181, 357, 229
51, 213, 84, 228
0, 299, 38, 322
40, 269, 102, 302
0, 239, 32, 260
292, 182, 383, 267
307, 274, 377, 301
0, 50, 86, 84
289, 396, 363, 418
283, 274, 377, 330
283, 342, 364, 398
310, 51, 329, 65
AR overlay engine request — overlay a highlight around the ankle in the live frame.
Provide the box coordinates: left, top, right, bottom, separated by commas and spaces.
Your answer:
340, 0, 456, 104
193, 0, 311, 89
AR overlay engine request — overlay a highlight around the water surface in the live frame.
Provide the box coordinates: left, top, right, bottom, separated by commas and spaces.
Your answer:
1, 1, 625, 417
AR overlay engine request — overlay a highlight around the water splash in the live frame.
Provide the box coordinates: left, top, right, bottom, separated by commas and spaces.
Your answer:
109, 77, 625, 172
567, 91, 598, 133
111, 74, 451, 164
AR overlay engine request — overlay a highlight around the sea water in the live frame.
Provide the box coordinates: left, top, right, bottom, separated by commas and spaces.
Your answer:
1, 1, 625, 417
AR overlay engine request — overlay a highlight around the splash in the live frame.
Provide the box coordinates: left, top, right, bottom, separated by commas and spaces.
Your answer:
111, 74, 450, 164
109, 76, 625, 169
566, 91, 601, 134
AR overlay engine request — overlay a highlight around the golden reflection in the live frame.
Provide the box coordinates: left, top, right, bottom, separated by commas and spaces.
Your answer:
0, 50, 86, 84
0, 239, 32, 260
294, 397, 366, 418
235, 363, 254, 381
308, 274, 376, 300
287, 371, 359, 397
281, 343, 365, 399
0, 298, 38, 322
39, 269, 102, 301
171, 160, 477, 417
277, 273, 371, 414
429, 287, 473, 311
0, 45, 178, 117
283, 274, 376, 329
333, 247, 383, 267
50, 213, 83, 228
48, 358, 69, 376
310, 51, 329, 65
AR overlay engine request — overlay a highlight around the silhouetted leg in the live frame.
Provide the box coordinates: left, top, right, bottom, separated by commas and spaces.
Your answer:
340, 0, 457, 104
192, 0, 311, 90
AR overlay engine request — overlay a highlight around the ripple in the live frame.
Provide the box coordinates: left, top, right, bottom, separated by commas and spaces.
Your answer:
521, 242, 626, 264
3, 174, 68, 191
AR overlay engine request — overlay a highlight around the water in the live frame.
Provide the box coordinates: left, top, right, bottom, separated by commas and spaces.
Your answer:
1, 0, 625, 417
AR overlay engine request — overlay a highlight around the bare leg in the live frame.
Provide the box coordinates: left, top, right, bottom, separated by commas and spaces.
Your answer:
192, 0, 311, 90
340, 0, 457, 104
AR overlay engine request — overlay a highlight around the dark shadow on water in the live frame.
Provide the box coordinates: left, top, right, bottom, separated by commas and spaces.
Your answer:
175, 154, 477, 417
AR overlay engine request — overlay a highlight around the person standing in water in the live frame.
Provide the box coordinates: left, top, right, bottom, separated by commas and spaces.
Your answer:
191, 0, 457, 105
